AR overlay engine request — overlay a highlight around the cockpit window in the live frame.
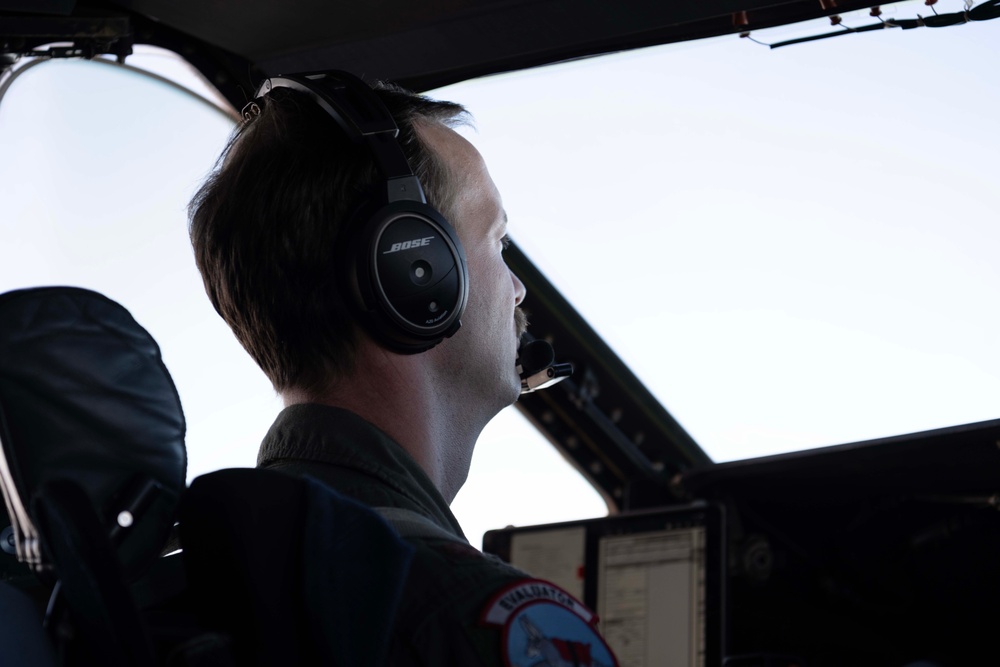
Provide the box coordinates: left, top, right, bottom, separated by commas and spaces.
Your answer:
434, 0, 1000, 462
3, 3, 994, 542
0, 56, 271, 472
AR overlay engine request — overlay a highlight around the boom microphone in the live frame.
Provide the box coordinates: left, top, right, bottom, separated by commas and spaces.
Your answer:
517, 338, 573, 394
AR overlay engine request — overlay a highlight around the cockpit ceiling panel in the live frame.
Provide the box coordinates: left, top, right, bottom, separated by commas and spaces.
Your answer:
105, 0, 897, 89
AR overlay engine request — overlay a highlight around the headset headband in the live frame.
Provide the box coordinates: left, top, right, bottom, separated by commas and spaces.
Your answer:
256, 72, 427, 205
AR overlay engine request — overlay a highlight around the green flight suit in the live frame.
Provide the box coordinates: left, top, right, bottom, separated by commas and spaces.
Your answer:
257, 403, 538, 666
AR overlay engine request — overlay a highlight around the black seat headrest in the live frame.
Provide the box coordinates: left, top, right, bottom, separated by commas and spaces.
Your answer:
0, 286, 186, 580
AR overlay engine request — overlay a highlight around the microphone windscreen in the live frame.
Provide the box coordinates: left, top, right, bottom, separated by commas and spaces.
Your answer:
517, 339, 555, 378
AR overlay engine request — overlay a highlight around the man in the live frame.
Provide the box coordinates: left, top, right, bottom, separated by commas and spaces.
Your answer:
189, 72, 616, 666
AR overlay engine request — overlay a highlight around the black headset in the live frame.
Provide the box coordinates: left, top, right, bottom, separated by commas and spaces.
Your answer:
253, 71, 469, 354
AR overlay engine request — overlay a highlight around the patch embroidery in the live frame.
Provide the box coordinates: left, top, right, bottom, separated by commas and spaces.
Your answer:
482, 579, 618, 667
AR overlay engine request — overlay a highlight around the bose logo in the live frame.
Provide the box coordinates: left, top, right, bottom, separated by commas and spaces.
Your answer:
383, 236, 434, 254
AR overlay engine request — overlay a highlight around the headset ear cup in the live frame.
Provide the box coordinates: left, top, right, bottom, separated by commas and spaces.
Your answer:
347, 201, 468, 353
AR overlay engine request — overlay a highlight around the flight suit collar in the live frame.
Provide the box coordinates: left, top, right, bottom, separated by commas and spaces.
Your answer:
256, 403, 467, 541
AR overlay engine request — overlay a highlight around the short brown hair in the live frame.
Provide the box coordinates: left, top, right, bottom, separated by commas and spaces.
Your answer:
189, 82, 467, 393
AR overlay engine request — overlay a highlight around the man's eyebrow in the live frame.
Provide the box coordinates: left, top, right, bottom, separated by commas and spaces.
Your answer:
493, 210, 509, 234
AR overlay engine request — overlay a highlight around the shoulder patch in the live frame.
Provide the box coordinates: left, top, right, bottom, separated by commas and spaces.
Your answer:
481, 579, 618, 667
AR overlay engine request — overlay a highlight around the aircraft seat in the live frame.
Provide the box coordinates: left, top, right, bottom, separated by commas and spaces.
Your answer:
0, 286, 413, 666
0, 286, 186, 665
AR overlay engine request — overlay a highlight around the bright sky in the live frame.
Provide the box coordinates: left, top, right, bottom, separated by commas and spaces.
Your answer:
438, 0, 1000, 458
0, 1, 997, 544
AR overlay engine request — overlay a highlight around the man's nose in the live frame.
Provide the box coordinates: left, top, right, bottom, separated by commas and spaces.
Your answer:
511, 269, 526, 306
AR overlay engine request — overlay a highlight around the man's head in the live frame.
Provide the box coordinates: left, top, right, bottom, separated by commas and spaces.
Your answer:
190, 79, 470, 393
189, 76, 526, 404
